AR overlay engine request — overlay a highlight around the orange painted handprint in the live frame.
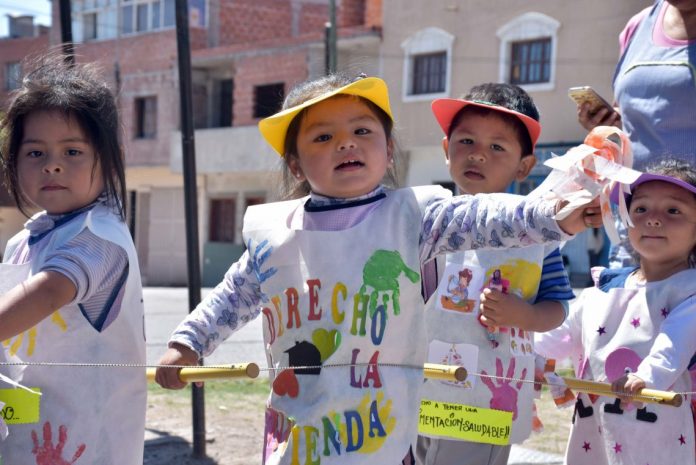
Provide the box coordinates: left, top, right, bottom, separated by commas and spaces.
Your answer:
2, 312, 67, 357
31, 421, 86, 465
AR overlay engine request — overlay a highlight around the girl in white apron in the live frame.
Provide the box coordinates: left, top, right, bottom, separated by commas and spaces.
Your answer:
0, 55, 146, 465
155, 74, 598, 465
536, 159, 696, 465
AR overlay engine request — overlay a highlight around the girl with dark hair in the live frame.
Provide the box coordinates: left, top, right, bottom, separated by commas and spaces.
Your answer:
0, 53, 145, 464
536, 159, 696, 465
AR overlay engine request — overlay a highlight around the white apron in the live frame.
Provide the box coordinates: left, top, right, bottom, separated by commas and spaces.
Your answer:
243, 187, 441, 465
546, 270, 696, 465
420, 245, 549, 444
0, 204, 146, 465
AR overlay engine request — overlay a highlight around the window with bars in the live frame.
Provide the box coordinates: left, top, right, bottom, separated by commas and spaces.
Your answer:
134, 96, 157, 139
509, 38, 551, 85
411, 52, 447, 95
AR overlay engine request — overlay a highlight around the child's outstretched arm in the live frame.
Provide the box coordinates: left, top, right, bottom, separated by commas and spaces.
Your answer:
156, 250, 263, 388
420, 192, 598, 263
534, 292, 585, 363
0, 271, 76, 341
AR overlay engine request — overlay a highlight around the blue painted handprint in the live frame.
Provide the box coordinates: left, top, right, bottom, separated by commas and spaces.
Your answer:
247, 239, 278, 283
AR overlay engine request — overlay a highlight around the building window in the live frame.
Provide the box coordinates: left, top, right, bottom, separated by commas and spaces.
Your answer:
136, 3, 149, 32
497, 12, 559, 92
4, 62, 21, 91
214, 79, 234, 127
401, 27, 454, 101
83, 12, 98, 40
510, 38, 551, 85
120, 0, 201, 35
245, 196, 265, 209
209, 198, 236, 242
253, 83, 285, 119
122, 3, 134, 34
72, 0, 118, 41
412, 52, 446, 95
134, 96, 157, 139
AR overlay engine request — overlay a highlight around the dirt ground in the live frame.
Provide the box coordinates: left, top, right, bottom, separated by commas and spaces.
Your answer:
144, 380, 267, 465
143, 379, 573, 464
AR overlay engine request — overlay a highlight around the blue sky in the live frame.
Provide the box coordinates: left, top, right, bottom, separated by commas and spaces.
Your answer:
0, 0, 51, 37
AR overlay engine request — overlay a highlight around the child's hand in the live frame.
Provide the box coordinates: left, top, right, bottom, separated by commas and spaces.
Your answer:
556, 198, 601, 234
611, 373, 646, 409
155, 343, 200, 390
479, 288, 533, 329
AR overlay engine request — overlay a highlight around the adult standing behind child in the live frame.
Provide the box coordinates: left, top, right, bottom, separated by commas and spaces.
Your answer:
535, 159, 696, 465
416, 83, 577, 465
155, 74, 597, 465
577, 0, 696, 168
575, 0, 696, 267
0, 54, 146, 464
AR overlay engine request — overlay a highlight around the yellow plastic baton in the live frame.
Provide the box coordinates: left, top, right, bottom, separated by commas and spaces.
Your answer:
561, 377, 682, 407
424, 363, 467, 382
146, 363, 260, 383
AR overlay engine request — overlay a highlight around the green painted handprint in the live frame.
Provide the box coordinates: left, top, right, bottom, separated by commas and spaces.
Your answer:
359, 250, 419, 317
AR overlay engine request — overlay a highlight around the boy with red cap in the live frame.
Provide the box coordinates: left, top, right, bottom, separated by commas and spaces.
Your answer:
416, 83, 574, 465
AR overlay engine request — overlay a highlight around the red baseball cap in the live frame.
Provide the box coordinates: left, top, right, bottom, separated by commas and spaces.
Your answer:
431, 98, 541, 150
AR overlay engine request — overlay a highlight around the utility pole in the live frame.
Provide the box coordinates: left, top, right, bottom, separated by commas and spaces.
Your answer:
326, 0, 337, 74
174, 0, 206, 458
58, 0, 74, 64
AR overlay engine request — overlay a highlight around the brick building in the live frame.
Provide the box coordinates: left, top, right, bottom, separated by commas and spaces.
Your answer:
0, 0, 383, 284
0, 15, 50, 255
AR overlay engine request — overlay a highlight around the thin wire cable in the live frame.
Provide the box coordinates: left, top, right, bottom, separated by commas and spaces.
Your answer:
1, 360, 695, 397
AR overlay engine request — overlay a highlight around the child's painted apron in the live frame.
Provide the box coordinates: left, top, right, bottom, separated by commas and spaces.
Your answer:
0, 204, 146, 465
420, 245, 549, 444
243, 187, 443, 465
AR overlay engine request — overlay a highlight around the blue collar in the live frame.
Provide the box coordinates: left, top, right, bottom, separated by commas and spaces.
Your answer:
27, 202, 99, 246
597, 266, 639, 292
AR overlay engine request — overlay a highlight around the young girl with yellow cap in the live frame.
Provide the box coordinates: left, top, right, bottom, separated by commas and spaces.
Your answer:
155, 74, 597, 464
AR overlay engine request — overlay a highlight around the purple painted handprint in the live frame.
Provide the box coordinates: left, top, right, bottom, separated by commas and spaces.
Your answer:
481, 358, 527, 420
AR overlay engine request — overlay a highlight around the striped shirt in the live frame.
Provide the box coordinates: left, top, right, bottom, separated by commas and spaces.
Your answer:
42, 228, 128, 327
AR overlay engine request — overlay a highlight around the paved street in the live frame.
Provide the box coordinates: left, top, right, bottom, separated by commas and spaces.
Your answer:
144, 287, 266, 368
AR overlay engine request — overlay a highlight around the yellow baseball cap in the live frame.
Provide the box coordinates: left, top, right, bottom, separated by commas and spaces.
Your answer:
258, 76, 393, 157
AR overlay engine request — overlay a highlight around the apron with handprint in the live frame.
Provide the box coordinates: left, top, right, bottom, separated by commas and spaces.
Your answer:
0, 204, 146, 465
243, 186, 445, 465
558, 269, 695, 465
420, 244, 551, 444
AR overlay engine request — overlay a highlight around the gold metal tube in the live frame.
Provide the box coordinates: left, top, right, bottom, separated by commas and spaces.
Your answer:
424, 363, 467, 382
146, 363, 260, 383
561, 377, 682, 407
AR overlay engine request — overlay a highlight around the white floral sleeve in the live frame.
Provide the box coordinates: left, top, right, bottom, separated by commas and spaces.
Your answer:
419, 192, 570, 264
169, 249, 266, 357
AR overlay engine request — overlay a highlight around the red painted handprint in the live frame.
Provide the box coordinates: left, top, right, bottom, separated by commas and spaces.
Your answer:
481, 358, 526, 420
31, 421, 86, 465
